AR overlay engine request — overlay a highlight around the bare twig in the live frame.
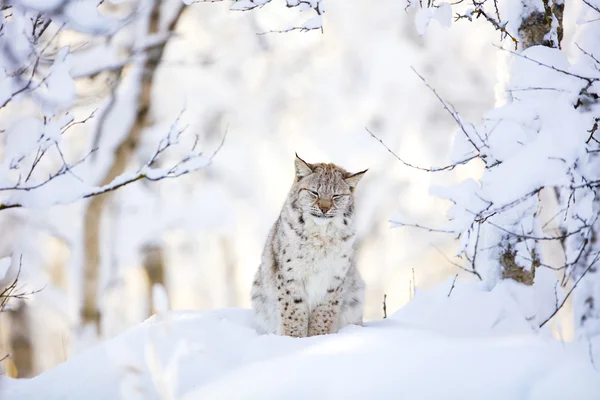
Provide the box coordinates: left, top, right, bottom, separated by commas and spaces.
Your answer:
497, 45, 597, 84
411, 67, 484, 155
586, 117, 600, 145
0, 255, 44, 312
539, 252, 600, 327
582, 0, 600, 14
432, 243, 483, 280
455, 2, 518, 50
447, 274, 458, 297
366, 127, 478, 172
390, 220, 457, 234
257, 26, 321, 35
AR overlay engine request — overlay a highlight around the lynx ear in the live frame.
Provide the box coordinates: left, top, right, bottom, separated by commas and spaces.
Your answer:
294, 153, 313, 179
345, 169, 367, 190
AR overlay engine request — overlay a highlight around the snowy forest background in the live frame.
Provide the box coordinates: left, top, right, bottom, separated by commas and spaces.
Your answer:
1, 0, 599, 382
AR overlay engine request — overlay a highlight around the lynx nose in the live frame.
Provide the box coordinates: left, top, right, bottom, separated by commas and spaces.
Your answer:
318, 200, 332, 214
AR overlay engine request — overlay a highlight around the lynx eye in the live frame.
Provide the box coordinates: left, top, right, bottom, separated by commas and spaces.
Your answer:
305, 189, 319, 197
332, 194, 345, 201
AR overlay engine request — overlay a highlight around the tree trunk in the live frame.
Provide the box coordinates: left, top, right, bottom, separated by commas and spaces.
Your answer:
142, 243, 166, 316
517, 0, 564, 50
81, 1, 187, 334
220, 237, 239, 307
7, 302, 33, 378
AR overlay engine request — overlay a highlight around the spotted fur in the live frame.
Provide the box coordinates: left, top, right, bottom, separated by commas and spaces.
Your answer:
251, 154, 367, 337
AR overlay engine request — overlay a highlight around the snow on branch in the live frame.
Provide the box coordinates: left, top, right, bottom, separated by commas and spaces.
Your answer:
402, 0, 600, 332
0, 117, 223, 211
454, 1, 518, 50
379, 56, 600, 321
184, 0, 324, 33
0, 1, 226, 211
411, 0, 565, 51
539, 251, 600, 328
366, 127, 478, 172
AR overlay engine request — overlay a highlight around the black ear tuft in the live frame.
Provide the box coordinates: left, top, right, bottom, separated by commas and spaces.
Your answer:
294, 153, 313, 180
345, 169, 367, 190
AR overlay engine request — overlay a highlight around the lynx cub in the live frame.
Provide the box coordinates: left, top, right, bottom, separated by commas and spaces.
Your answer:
251, 154, 367, 337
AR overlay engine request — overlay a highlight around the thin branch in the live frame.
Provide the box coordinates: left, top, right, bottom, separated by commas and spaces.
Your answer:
586, 117, 600, 144
411, 67, 484, 155
0, 255, 44, 312
575, 43, 600, 68
0, 125, 227, 211
539, 252, 600, 328
0, 148, 98, 193
506, 87, 569, 93
582, 0, 600, 14
257, 26, 321, 35
470, 222, 482, 277
432, 243, 483, 280
497, 45, 598, 84
486, 218, 589, 241
476, 187, 543, 222
447, 274, 458, 297
455, 2, 518, 50
390, 220, 457, 234
365, 127, 477, 172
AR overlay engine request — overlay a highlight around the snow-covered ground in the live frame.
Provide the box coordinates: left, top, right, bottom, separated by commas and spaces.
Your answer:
2, 281, 599, 400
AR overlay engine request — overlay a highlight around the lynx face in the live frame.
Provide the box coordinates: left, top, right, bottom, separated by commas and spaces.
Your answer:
292, 155, 366, 223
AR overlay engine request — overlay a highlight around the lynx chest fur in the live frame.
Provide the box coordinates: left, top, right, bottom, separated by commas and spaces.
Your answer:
251, 155, 366, 337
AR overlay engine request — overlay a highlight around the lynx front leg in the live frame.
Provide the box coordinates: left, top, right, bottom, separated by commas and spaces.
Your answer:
308, 287, 342, 336
276, 274, 309, 337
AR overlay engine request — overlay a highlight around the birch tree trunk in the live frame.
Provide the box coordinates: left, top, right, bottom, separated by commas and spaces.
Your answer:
81, 1, 187, 334
7, 302, 33, 378
142, 243, 166, 316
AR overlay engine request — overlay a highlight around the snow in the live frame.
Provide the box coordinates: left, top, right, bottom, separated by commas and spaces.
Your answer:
433, 3, 453, 28
18, 0, 65, 12
69, 44, 123, 79
152, 284, 170, 316
41, 47, 76, 115
414, 3, 453, 35
302, 15, 322, 30
2, 281, 599, 399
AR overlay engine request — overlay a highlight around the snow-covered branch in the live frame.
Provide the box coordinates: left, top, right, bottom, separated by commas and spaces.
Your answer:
0, 119, 216, 211
184, 0, 324, 33
400, 0, 600, 331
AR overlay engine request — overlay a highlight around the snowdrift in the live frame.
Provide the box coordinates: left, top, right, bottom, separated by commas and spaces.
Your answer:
2, 281, 599, 400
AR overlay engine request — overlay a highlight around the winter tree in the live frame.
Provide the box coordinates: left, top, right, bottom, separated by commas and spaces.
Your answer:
393, 0, 600, 335
0, 0, 221, 372
0, 0, 344, 376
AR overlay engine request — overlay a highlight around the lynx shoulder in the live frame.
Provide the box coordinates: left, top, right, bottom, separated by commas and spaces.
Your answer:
251, 154, 366, 337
